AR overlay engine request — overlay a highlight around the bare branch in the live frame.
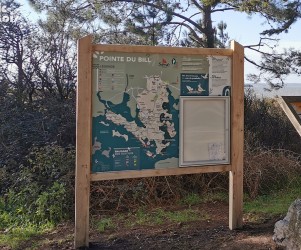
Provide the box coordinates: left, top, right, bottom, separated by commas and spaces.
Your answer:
104, 0, 206, 33
167, 21, 204, 46
244, 37, 279, 49
211, 7, 236, 13
244, 56, 278, 74
190, 0, 204, 12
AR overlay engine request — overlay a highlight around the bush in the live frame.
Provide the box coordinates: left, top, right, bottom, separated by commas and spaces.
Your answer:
244, 147, 301, 199
0, 95, 75, 194
244, 91, 301, 198
244, 91, 301, 153
0, 144, 75, 227
35, 182, 68, 224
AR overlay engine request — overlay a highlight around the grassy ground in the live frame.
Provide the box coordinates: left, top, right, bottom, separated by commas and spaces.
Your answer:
1, 180, 300, 249
244, 179, 301, 222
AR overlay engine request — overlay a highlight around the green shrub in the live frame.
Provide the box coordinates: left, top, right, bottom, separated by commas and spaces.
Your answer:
0, 182, 69, 227
96, 218, 114, 232
0, 95, 75, 195
35, 182, 68, 223
0, 144, 75, 228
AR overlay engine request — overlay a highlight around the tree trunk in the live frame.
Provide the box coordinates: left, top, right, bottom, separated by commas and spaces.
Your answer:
202, 5, 215, 48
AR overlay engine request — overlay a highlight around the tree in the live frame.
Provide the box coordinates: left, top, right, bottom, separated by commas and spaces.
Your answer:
0, 0, 83, 101
123, 4, 170, 45
0, 1, 78, 175
247, 44, 301, 88
33, 18, 78, 99
27, 0, 301, 85
0, 1, 38, 103
29, 1, 300, 45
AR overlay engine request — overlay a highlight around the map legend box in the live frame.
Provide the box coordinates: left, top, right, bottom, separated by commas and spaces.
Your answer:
113, 147, 140, 171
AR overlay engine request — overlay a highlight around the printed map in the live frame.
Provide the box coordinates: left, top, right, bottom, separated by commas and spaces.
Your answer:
91, 51, 231, 172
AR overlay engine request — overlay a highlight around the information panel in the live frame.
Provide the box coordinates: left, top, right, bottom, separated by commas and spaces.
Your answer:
91, 52, 232, 172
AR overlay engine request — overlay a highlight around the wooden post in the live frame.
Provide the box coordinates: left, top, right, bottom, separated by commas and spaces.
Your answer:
75, 35, 92, 248
229, 40, 244, 229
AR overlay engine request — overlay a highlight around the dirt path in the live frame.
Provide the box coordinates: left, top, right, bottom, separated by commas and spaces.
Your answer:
6, 202, 283, 250
88, 202, 282, 250
91, 222, 278, 250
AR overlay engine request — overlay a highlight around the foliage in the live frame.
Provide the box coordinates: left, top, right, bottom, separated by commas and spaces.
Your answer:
244, 148, 301, 199
244, 92, 301, 198
93, 206, 209, 233
0, 223, 52, 249
32, 13, 80, 100
29, 0, 301, 46
244, 178, 301, 222
0, 1, 36, 104
0, 2, 77, 234
0, 97, 76, 193
1, 182, 68, 226
180, 193, 202, 207
35, 182, 68, 223
0, 144, 75, 229
123, 3, 170, 45
0, 0, 80, 103
0, 3, 77, 192
244, 90, 301, 152
28, 0, 301, 84
96, 218, 114, 232
90, 173, 229, 213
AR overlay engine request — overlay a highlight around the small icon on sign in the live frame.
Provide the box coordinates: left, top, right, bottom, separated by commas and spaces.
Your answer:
159, 58, 170, 67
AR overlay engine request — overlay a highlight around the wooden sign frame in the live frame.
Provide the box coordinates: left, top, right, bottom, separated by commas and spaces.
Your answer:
278, 96, 301, 137
75, 35, 244, 248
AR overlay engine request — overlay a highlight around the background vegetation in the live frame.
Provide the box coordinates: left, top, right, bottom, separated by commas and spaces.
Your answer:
0, 0, 301, 248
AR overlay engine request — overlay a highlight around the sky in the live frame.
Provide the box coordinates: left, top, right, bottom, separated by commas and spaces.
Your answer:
17, 0, 301, 84
211, 10, 301, 84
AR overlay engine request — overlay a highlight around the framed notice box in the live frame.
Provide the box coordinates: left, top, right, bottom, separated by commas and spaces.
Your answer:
180, 96, 230, 166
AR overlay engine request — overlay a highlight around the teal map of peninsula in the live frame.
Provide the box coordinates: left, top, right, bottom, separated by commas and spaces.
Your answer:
91, 51, 213, 172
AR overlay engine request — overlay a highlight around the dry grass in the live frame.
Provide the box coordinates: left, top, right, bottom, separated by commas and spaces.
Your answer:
90, 147, 301, 213
244, 147, 301, 199
90, 173, 229, 213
